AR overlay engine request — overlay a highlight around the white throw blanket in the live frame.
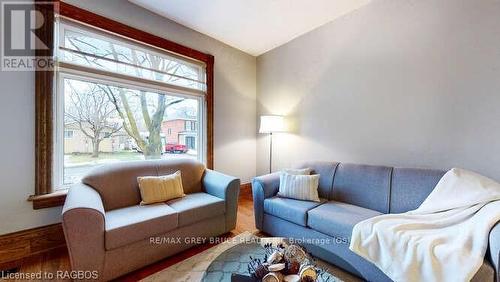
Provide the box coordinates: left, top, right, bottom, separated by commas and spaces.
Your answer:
349, 168, 500, 282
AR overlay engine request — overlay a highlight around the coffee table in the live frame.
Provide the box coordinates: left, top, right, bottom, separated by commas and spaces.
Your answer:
201, 236, 339, 282
141, 232, 358, 282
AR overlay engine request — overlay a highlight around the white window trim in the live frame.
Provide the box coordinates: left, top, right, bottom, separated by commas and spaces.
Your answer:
57, 17, 206, 92
52, 16, 208, 190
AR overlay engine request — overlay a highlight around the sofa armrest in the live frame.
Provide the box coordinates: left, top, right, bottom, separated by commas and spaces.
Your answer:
489, 221, 500, 282
203, 169, 240, 232
251, 173, 280, 230
62, 183, 106, 278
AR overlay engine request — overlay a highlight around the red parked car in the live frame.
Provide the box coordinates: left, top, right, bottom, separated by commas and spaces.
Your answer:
165, 143, 188, 154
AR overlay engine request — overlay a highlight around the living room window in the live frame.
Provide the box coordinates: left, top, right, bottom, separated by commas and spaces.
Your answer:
32, 3, 214, 206
54, 18, 207, 188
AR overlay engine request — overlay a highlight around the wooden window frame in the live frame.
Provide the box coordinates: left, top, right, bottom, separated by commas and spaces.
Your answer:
30, 1, 214, 209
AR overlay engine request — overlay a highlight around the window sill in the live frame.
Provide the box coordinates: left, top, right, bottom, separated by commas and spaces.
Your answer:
28, 190, 67, 210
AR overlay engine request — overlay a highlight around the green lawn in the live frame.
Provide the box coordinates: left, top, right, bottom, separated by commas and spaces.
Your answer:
65, 151, 144, 164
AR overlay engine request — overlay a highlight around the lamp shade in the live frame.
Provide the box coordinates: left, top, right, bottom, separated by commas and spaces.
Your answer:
259, 115, 285, 133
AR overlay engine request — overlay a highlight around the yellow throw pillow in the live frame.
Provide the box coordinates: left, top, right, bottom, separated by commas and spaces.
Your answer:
137, 171, 185, 205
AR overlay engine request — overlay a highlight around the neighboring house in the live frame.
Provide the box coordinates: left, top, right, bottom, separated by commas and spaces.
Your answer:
64, 123, 130, 154
161, 117, 197, 150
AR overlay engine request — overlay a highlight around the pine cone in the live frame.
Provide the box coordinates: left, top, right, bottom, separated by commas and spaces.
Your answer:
254, 264, 269, 279
301, 276, 315, 282
285, 261, 300, 275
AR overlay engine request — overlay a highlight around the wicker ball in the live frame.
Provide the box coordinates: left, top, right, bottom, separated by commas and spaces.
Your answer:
284, 245, 307, 264
299, 265, 317, 282
263, 272, 284, 282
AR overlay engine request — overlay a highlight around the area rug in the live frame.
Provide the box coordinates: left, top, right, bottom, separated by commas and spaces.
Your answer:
141, 232, 361, 282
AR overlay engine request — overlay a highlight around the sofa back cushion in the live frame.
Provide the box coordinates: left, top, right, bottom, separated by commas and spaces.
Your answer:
82, 161, 158, 211
157, 159, 205, 194
390, 168, 446, 213
82, 159, 205, 211
294, 161, 339, 199
332, 163, 392, 213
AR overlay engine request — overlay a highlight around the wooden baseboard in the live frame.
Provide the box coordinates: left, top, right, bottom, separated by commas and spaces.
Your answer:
0, 223, 65, 268
1, 184, 253, 268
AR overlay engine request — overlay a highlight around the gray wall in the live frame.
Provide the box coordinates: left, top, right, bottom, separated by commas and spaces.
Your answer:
2, 0, 500, 235
257, 0, 500, 181
0, 0, 256, 235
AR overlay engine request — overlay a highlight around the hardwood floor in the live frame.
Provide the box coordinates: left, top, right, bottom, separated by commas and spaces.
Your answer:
1, 188, 257, 282
234, 185, 257, 234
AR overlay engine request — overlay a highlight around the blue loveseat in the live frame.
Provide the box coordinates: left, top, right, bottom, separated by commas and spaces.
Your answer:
252, 161, 499, 282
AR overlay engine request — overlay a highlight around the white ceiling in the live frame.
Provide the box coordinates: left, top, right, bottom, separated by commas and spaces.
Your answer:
129, 0, 372, 56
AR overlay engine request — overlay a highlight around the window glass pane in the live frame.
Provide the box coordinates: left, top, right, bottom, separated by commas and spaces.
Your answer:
58, 21, 205, 91
62, 77, 200, 186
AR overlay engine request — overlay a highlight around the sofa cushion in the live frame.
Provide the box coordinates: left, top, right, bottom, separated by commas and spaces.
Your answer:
331, 163, 392, 213
105, 203, 178, 250
307, 201, 382, 240
138, 171, 185, 205
390, 168, 446, 213
83, 161, 159, 211
294, 161, 339, 199
278, 173, 321, 202
264, 197, 327, 226
167, 192, 225, 227
82, 159, 206, 211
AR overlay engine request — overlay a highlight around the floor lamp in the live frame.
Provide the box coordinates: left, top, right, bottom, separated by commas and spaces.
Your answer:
259, 115, 285, 174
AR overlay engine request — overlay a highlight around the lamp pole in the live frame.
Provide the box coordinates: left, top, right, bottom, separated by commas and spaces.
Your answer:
259, 115, 284, 174
269, 132, 273, 174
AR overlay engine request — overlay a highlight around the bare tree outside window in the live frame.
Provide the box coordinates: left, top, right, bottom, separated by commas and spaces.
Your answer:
65, 80, 122, 158
101, 86, 183, 158
57, 21, 203, 186
64, 29, 196, 158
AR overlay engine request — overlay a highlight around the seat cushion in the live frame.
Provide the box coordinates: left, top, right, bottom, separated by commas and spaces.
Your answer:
264, 196, 327, 226
166, 192, 225, 227
105, 203, 178, 250
307, 201, 382, 240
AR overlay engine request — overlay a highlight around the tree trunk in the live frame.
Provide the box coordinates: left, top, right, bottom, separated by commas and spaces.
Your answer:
143, 132, 162, 159
91, 139, 100, 158
141, 93, 166, 159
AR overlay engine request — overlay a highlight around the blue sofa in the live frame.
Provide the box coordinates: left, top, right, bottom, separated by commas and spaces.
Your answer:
252, 161, 499, 282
